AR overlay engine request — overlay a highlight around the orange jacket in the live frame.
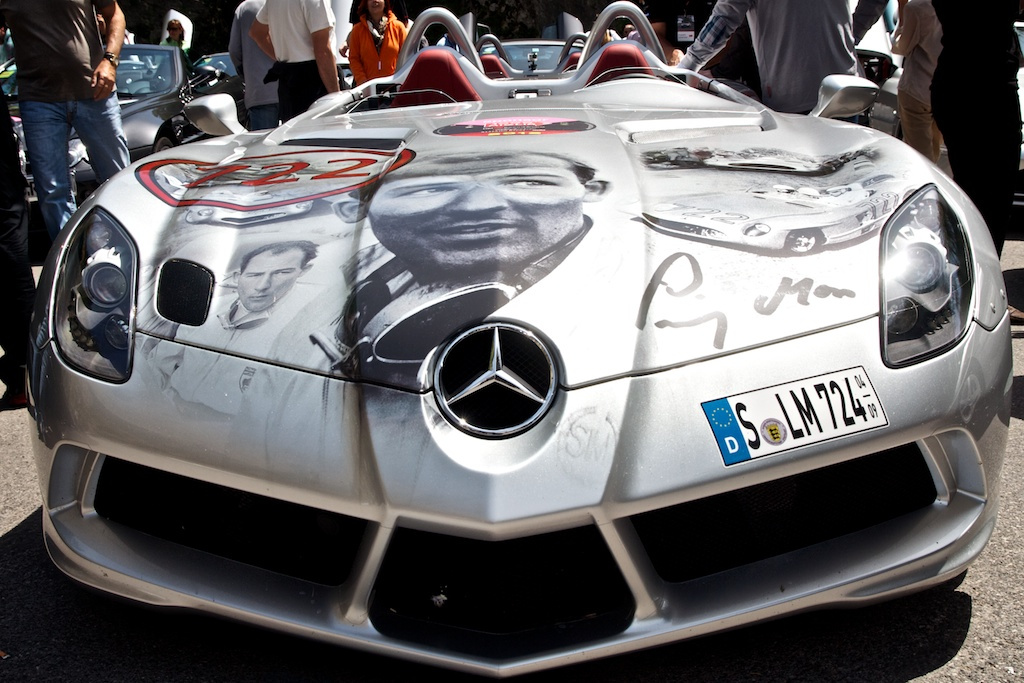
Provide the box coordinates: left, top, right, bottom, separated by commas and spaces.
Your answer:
348, 12, 408, 85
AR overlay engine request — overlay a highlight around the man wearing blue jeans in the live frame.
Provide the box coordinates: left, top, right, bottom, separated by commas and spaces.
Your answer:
0, 0, 130, 240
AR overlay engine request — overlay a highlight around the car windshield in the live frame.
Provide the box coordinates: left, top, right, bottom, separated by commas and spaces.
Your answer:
117, 46, 177, 98
486, 43, 565, 71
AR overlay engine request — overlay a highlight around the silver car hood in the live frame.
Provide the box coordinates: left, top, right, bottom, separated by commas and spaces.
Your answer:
115, 89, 943, 391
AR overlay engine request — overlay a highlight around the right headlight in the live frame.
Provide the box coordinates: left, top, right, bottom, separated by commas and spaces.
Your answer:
881, 185, 972, 367
52, 208, 137, 382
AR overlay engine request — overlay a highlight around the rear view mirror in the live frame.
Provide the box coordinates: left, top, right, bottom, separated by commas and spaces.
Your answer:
809, 74, 878, 119
184, 93, 244, 136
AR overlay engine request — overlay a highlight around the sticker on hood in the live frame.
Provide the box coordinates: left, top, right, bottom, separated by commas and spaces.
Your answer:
434, 117, 595, 136
136, 148, 415, 210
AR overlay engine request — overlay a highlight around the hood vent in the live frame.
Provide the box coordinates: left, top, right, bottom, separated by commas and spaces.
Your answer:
157, 259, 214, 327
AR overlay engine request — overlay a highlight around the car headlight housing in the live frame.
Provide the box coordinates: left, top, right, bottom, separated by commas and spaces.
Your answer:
881, 185, 972, 366
53, 209, 137, 381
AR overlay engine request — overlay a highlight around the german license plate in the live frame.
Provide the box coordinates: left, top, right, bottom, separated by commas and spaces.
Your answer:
702, 366, 888, 466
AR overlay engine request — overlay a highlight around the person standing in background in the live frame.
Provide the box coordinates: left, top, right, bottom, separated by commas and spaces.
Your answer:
347, 0, 407, 86
931, 0, 1020, 259
0, 102, 32, 410
643, 0, 715, 66
249, 0, 340, 122
890, 0, 943, 162
679, 0, 888, 114
340, 0, 408, 59
229, 0, 279, 130
161, 18, 187, 55
0, 23, 13, 60
0, 0, 130, 239
348, 0, 403, 87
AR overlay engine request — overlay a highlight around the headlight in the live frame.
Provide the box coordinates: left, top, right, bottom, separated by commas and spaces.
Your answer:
881, 185, 972, 366
53, 209, 137, 381
743, 223, 771, 237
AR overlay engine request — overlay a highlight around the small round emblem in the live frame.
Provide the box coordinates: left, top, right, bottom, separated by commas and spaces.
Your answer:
433, 323, 557, 438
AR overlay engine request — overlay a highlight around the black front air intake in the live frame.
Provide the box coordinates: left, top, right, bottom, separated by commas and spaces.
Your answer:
632, 443, 938, 583
369, 525, 636, 658
94, 456, 367, 585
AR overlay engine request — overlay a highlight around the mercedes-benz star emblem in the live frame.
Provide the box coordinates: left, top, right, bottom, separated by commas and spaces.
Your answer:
434, 323, 557, 438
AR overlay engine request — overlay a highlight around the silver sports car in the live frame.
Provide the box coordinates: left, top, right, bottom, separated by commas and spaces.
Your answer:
27, 3, 1010, 677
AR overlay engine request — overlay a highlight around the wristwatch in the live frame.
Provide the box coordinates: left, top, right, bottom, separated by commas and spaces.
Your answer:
103, 51, 119, 68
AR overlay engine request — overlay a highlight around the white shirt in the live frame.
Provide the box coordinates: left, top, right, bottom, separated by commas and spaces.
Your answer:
255, 0, 337, 63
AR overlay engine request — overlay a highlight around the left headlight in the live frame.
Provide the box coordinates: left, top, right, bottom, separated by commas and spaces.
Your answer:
53, 208, 137, 382
881, 185, 972, 367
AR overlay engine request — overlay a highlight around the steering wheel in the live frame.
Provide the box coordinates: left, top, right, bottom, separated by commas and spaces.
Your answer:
396, 7, 485, 73
577, 0, 666, 67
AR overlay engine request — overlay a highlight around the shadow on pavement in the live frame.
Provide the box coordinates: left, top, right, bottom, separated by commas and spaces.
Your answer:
1004, 266, 1024, 310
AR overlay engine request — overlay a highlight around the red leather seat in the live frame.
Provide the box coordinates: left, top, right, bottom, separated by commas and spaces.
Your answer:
586, 43, 653, 85
480, 53, 510, 79
393, 49, 483, 107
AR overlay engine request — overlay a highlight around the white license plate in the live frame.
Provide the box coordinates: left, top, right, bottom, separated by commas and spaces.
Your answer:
702, 366, 888, 465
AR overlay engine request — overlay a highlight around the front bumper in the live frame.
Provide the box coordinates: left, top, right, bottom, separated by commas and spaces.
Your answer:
29, 315, 1011, 676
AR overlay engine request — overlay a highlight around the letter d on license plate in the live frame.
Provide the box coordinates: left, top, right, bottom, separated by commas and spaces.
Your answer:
702, 367, 888, 466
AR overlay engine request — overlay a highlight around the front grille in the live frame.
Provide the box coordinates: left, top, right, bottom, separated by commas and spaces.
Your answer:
369, 525, 635, 658
632, 443, 937, 583
93, 457, 367, 585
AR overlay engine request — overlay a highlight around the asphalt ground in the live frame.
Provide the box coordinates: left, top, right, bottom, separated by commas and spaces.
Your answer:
1, 240, 1023, 682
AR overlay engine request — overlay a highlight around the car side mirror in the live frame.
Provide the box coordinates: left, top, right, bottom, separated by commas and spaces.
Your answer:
192, 64, 223, 79
184, 93, 245, 136
809, 74, 878, 119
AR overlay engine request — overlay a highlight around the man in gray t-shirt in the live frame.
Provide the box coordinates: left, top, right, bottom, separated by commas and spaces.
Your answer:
229, 0, 279, 130
680, 0, 888, 114
0, 0, 130, 238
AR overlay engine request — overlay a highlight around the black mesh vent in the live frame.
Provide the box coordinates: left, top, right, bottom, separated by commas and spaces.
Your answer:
157, 259, 214, 326
369, 526, 635, 658
632, 443, 937, 583
94, 457, 367, 585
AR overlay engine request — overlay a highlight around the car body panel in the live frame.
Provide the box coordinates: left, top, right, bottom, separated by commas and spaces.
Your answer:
114, 99, 981, 390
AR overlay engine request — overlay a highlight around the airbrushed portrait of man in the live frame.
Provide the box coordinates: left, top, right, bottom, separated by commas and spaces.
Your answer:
145, 239, 320, 422
220, 240, 319, 330
308, 150, 611, 384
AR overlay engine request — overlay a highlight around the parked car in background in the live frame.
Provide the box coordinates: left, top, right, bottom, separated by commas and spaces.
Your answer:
1, 45, 246, 257
73, 44, 246, 196
0, 57, 16, 105
192, 51, 237, 77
